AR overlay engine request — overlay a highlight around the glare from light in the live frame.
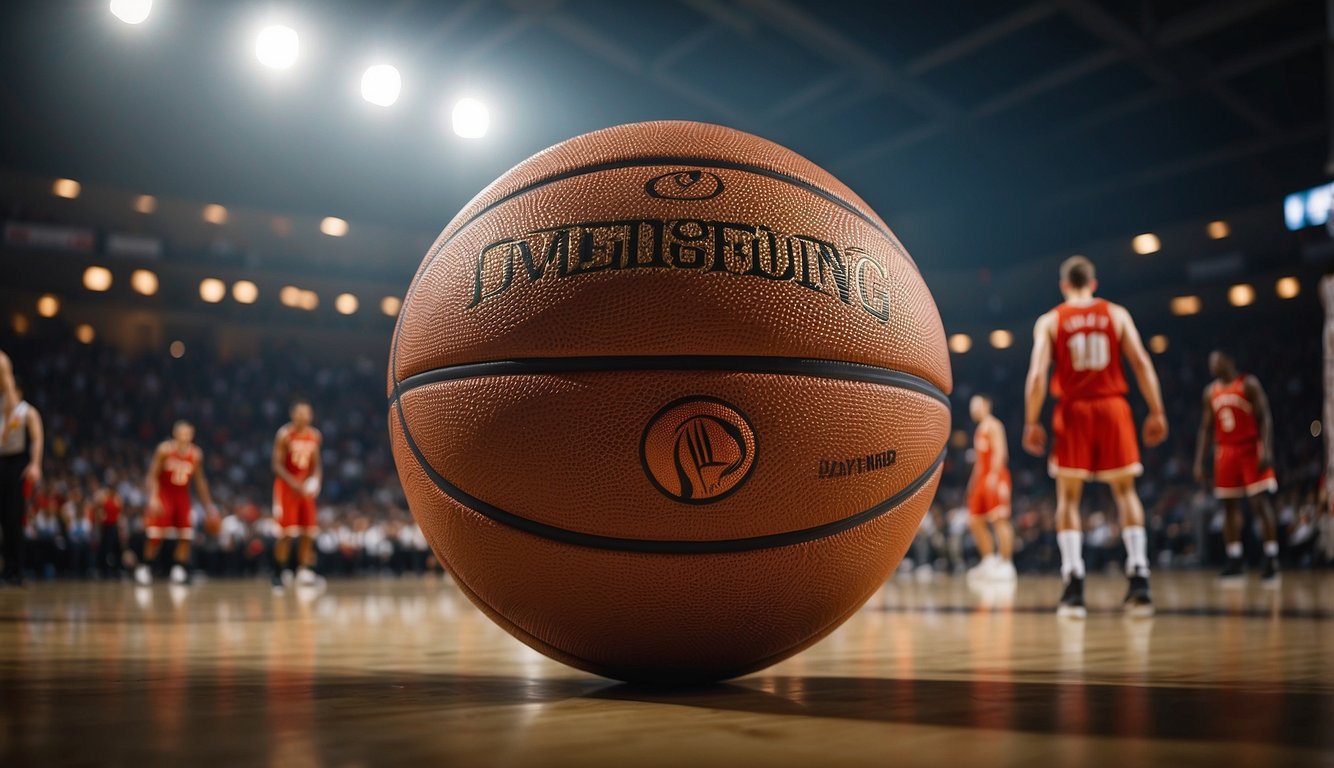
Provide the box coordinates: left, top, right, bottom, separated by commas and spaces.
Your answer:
199, 278, 226, 303
279, 285, 302, 307
320, 216, 349, 237
110, 0, 152, 24
1308, 185, 1333, 227
299, 290, 319, 311
83, 266, 113, 292
1284, 194, 1306, 231
75, 324, 95, 344
202, 204, 228, 224
1148, 334, 1169, 354
134, 194, 157, 214
53, 178, 81, 199
232, 280, 259, 304
451, 98, 489, 138
255, 25, 299, 70
1228, 283, 1255, 307
1170, 295, 1201, 316
335, 293, 359, 315
170, 340, 186, 359
1206, 220, 1230, 240
361, 64, 401, 107
989, 330, 1013, 350
12, 314, 29, 336
1276, 277, 1300, 299
380, 296, 402, 316
947, 333, 972, 354
1312, 420, 1323, 438
1132, 233, 1160, 255
37, 294, 60, 318
131, 269, 159, 296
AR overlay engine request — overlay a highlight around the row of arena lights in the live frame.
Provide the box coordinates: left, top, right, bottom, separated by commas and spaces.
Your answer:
1129, 218, 1228, 256
947, 276, 1302, 355
75, 266, 403, 316
108, 0, 490, 138
13, 311, 192, 359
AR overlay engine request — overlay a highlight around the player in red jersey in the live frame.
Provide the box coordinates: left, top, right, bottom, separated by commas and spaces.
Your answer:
271, 399, 323, 591
966, 394, 1016, 582
137, 420, 217, 586
1193, 350, 1280, 582
1023, 256, 1167, 617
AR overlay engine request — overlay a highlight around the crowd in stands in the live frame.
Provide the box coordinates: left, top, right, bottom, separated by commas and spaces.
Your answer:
1, 309, 1332, 582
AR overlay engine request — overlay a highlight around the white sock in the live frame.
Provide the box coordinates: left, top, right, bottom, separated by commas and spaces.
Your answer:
1226, 541, 1243, 559
1263, 540, 1279, 557
1123, 526, 1149, 577
1057, 530, 1085, 579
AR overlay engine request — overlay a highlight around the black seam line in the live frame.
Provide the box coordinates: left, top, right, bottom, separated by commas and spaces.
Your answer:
395, 379, 946, 556
390, 356, 949, 408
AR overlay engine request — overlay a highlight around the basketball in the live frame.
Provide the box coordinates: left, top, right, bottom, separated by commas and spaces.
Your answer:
388, 121, 951, 682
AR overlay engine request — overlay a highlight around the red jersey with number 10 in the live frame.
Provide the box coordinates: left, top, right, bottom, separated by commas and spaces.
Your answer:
1051, 299, 1128, 401
1210, 376, 1258, 446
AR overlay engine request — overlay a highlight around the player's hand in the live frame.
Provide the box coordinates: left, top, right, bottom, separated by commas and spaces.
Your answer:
1022, 423, 1046, 456
1258, 451, 1273, 474
22, 461, 41, 484
1142, 412, 1168, 447
147, 496, 162, 514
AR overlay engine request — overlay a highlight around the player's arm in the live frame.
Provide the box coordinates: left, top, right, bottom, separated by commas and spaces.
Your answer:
0, 350, 15, 416
1112, 305, 1167, 447
192, 448, 217, 513
1022, 312, 1055, 455
308, 430, 324, 493
271, 428, 300, 490
145, 443, 166, 510
1245, 375, 1275, 471
23, 404, 42, 484
988, 419, 1008, 487
1193, 387, 1213, 483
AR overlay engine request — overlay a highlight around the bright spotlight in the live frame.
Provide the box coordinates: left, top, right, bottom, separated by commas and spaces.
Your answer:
53, 178, 81, 199
1206, 220, 1230, 240
1276, 277, 1300, 299
335, 293, 359, 315
36, 294, 60, 318
83, 266, 113, 292
255, 25, 299, 70
202, 204, 228, 224
947, 333, 972, 354
1228, 283, 1255, 307
1170, 295, 1201, 316
452, 97, 489, 138
279, 285, 302, 307
170, 340, 186, 359
199, 278, 226, 303
75, 324, 95, 344
232, 280, 259, 304
299, 290, 319, 311
110, 0, 152, 24
380, 296, 402, 316
1132, 233, 1160, 255
131, 269, 159, 296
989, 330, 1013, 350
1148, 334, 1169, 354
320, 216, 349, 237
361, 64, 401, 107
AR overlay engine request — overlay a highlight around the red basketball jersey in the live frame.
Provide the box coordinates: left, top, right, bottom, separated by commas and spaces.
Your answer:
1210, 376, 1259, 446
160, 446, 197, 490
282, 427, 321, 483
974, 421, 999, 475
1051, 299, 1128, 401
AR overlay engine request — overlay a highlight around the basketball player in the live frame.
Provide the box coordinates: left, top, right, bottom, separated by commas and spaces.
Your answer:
1193, 351, 1280, 581
965, 394, 1016, 582
0, 350, 15, 418
0, 377, 42, 586
137, 420, 217, 585
271, 399, 322, 591
1022, 256, 1167, 617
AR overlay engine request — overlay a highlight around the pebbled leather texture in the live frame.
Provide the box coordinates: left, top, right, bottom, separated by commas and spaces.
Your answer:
389, 121, 952, 681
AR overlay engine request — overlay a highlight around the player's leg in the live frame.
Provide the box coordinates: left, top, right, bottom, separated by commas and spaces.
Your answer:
991, 509, 1016, 580
1055, 475, 1086, 616
169, 501, 193, 585
1251, 492, 1281, 582
0, 457, 26, 584
271, 480, 293, 591
966, 485, 996, 580
1108, 475, 1153, 616
138, 501, 165, 585
1220, 497, 1245, 578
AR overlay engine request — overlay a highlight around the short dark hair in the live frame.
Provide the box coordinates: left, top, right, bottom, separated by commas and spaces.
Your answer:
173, 419, 193, 431
973, 393, 991, 405
290, 398, 311, 411
1060, 255, 1095, 288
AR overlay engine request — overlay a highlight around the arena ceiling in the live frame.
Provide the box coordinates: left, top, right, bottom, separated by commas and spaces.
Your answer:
0, 0, 1326, 270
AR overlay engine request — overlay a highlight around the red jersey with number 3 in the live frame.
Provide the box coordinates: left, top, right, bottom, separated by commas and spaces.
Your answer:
1051, 299, 1128, 401
283, 427, 321, 483
160, 447, 197, 490
1210, 376, 1258, 446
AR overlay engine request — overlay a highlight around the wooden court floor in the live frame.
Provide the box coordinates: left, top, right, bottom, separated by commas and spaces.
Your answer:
2, 571, 1331, 767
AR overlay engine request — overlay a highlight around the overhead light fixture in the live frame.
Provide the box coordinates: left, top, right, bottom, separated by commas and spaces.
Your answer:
335, 293, 359, 315
199, 278, 226, 303
109, 0, 152, 24
361, 64, 401, 107
37, 294, 60, 318
1132, 233, 1160, 255
83, 266, 113, 292
1227, 283, 1255, 307
451, 97, 489, 138
232, 280, 259, 304
989, 330, 1013, 349
202, 204, 228, 224
255, 25, 299, 70
134, 194, 157, 214
1148, 334, 1169, 354
1276, 277, 1300, 299
75, 324, 96, 344
1206, 220, 1229, 239
320, 216, 349, 237
53, 178, 81, 199
1170, 295, 1201, 316
380, 296, 402, 316
947, 333, 972, 354
131, 269, 159, 296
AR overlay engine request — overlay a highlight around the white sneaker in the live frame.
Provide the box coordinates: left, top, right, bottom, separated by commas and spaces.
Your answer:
296, 567, 317, 587
989, 559, 1017, 582
134, 564, 152, 586
967, 555, 997, 581
170, 564, 188, 585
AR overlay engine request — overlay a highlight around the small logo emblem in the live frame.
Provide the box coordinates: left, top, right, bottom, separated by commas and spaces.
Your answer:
640, 396, 756, 504
645, 170, 724, 201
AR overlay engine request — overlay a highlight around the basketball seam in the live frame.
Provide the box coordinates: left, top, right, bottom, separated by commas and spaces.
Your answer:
390, 355, 949, 407
393, 377, 946, 554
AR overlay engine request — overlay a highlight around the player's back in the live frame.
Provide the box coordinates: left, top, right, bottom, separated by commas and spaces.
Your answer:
1210, 376, 1259, 445
1050, 298, 1128, 401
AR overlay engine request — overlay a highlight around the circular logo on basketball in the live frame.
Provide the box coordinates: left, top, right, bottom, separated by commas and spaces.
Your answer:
640, 396, 756, 504
644, 170, 724, 200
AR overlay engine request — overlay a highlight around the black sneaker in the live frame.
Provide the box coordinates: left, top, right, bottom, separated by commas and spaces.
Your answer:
1057, 576, 1087, 618
1219, 557, 1244, 580
1123, 575, 1154, 617
1261, 557, 1281, 585
271, 570, 285, 594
